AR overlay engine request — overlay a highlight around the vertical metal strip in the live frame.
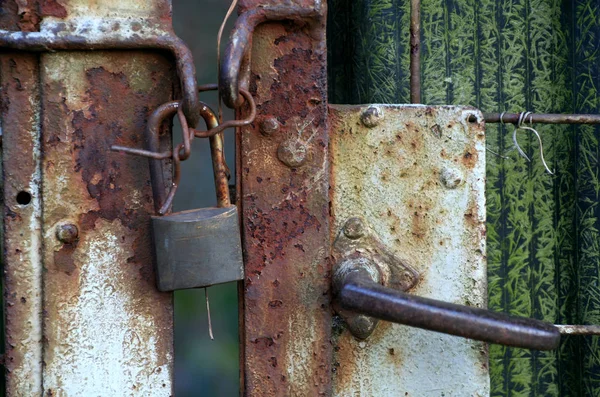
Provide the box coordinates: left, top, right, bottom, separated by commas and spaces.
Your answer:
39, 50, 174, 396
0, 53, 44, 396
238, 1, 331, 395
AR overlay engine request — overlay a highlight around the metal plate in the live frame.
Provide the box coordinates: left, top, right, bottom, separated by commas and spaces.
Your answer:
329, 104, 488, 396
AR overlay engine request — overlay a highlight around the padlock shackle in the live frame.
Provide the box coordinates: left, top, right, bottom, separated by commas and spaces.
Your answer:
337, 268, 561, 350
145, 101, 181, 213
141, 101, 231, 214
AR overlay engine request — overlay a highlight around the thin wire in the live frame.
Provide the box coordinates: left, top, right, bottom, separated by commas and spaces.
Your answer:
512, 111, 532, 161
511, 111, 554, 175
205, 288, 214, 340
217, 0, 239, 124
519, 125, 554, 175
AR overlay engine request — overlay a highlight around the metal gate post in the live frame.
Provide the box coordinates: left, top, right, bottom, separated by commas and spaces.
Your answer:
235, 1, 332, 395
1, 2, 176, 395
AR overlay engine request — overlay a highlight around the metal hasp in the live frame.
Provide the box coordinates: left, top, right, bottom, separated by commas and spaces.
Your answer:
329, 104, 489, 396
335, 267, 560, 350
0, 2, 175, 395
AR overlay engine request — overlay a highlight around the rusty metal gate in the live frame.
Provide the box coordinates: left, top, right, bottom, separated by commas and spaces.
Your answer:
2, 0, 600, 396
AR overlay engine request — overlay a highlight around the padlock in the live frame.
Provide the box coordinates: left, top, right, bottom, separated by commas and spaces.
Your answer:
151, 109, 244, 292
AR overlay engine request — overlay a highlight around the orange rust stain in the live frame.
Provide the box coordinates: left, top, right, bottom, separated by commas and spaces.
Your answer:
409, 201, 431, 240
52, 244, 78, 276
462, 147, 479, 169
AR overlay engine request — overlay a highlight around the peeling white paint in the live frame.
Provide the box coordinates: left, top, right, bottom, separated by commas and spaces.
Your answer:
43, 220, 172, 396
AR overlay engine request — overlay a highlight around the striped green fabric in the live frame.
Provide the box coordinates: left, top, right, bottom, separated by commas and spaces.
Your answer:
328, 1, 599, 395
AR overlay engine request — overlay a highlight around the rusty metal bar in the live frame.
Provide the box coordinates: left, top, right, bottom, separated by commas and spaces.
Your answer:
338, 269, 561, 350
0, 20, 200, 127
556, 325, 600, 335
0, 53, 44, 396
202, 107, 231, 207
236, 0, 331, 393
478, 112, 600, 124
410, 0, 421, 103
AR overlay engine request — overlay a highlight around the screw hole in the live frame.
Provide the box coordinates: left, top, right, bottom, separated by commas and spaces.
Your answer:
16, 191, 32, 205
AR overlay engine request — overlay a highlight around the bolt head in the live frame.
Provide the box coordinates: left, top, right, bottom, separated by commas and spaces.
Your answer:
360, 106, 384, 128
440, 167, 463, 189
259, 116, 279, 136
343, 217, 366, 239
277, 140, 307, 168
56, 223, 79, 244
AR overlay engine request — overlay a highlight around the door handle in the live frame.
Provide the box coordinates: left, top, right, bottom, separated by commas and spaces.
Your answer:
334, 267, 560, 350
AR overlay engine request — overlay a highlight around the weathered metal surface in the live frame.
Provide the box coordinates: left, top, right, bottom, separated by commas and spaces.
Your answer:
1, 1, 178, 393
0, 52, 44, 396
237, 0, 331, 394
329, 104, 488, 396
38, 50, 174, 395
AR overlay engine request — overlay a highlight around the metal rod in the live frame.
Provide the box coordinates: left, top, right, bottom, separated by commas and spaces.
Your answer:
410, 0, 421, 104
338, 269, 561, 350
556, 325, 600, 335
478, 112, 600, 125
201, 104, 232, 207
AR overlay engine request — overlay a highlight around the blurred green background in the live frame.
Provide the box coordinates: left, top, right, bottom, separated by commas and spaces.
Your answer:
171, 0, 240, 395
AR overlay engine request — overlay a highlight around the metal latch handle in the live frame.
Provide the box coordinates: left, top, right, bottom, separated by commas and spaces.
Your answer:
337, 268, 561, 351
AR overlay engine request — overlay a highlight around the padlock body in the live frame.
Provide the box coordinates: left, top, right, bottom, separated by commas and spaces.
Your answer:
152, 205, 244, 291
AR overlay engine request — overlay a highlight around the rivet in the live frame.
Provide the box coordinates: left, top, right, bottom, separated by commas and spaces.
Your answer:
259, 116, 279, 136
349, 315, 377, 341
360, 106, 384, 128
56, 223, 79, 244
277, 139, 307, 168
343, 217, 366, 239
440, 167, 463, 189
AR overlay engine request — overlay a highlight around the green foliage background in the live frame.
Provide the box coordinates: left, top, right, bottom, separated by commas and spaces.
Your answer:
329, 0, 600, 395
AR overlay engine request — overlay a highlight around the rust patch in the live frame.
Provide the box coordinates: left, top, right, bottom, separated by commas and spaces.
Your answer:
53, 244, 78, 276
16, 0, 41, 32
462, 147, 478, 169
40, 0, 67, 18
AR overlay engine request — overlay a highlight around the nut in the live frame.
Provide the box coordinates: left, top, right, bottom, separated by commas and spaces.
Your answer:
56, 223, 79, 244
277, 139, 307, 168
360, 106, 384, 128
